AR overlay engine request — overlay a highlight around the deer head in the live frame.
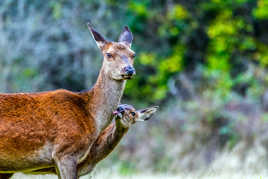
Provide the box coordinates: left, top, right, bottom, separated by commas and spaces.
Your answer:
113, 104, 158, 128
88, 23, 136, 81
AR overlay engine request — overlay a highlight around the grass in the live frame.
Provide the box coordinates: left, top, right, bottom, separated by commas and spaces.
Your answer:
9, 149, 268, 179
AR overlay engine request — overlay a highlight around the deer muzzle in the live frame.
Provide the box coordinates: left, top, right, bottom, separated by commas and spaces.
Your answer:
123, 66, 135, 76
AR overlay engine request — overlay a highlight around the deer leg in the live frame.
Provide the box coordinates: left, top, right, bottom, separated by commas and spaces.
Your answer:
0, 174, 13, 179
54, 156, 78, 179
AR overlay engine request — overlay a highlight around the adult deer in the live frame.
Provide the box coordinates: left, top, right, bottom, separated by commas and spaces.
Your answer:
20, 104, 158, 176
0, 23, 136, 179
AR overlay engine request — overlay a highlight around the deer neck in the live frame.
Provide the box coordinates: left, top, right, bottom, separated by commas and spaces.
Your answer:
88, 67, 126, 133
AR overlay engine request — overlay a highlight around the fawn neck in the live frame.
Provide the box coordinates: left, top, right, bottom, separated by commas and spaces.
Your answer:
78, 119, 129, 175
93, 120, 128, 163
87, 66, 126, 132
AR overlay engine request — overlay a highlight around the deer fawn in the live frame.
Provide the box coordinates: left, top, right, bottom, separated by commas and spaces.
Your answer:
78, 104, 158, 176
19, 104, 158, 176
0, 24, 136, 179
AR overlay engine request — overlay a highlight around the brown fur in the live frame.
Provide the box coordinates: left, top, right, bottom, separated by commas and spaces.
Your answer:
0, 25, 135, 179
0, 90, 95, 171
18, 105, 157, 177
19, 120, 128, 176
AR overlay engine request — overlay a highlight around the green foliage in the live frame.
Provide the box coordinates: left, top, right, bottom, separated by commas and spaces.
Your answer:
120, 0, 267, 105
253, 0, 268, 19
256, 42, 268, 66
8, 0, 267, 105
168, 4, 189, 20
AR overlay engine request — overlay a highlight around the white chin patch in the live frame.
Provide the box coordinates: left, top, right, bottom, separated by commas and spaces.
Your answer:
111, 73, 124, 80
113, 77, 124, 81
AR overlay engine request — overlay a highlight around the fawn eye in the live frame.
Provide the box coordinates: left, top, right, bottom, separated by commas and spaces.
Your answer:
106, 53, 113, 58
130, 112, 136, 117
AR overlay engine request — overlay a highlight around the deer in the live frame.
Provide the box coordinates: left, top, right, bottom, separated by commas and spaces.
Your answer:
18, 104, 158, 177
78, 104, 158, 176
0, 23, 136, 179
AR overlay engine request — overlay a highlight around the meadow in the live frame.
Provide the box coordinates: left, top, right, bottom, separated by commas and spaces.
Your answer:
11, 148, 268, 179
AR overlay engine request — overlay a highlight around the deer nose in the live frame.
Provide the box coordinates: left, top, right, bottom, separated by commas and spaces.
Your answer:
117, 106, 125, 114
123, 66, 136, 76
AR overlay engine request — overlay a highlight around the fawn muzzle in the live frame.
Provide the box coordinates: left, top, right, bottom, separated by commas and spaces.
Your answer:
113, 106, 125, 119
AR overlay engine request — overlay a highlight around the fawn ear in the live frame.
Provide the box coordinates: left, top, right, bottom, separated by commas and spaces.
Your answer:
87, 22, 107, 49
118, 26, 133, 47
136, 106, 158, 122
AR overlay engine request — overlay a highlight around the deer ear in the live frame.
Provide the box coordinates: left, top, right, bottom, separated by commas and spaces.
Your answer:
87, 22, 107, 49
118, 26, 133, 47
136, 106, 158, 122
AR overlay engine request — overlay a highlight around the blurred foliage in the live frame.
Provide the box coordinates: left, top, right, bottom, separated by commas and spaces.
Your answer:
120, 0, 267, 104
1, 0, 268, 174
0, 0, 267, 104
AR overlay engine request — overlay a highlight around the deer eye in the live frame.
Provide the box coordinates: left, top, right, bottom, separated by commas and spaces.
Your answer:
106, 53, 113, 58
132, 54, 136, 58
130, 112, 136, 117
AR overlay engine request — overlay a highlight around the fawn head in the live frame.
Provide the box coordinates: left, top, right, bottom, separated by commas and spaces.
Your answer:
113, 104, 158, 128
88, 23, 136, 80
